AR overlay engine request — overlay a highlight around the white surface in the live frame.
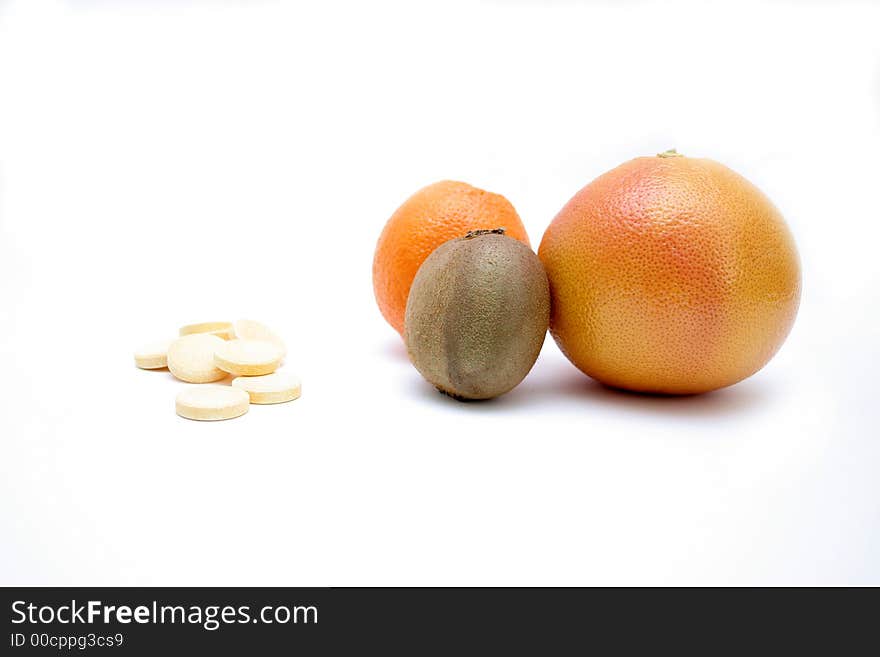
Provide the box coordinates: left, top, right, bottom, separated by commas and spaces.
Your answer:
1, 0, 878, 586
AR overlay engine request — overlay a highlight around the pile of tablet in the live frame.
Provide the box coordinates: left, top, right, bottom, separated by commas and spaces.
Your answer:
134, 320, 301, 421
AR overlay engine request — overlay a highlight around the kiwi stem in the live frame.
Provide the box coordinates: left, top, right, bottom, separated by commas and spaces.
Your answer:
657, 148, 683, 158
464, 227, 506, 239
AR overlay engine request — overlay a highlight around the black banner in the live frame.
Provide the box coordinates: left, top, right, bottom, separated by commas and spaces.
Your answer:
1, 587, 875, 653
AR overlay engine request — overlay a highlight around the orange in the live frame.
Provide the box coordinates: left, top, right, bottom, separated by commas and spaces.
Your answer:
538, 151, 801, 394
373, 180, 531, 335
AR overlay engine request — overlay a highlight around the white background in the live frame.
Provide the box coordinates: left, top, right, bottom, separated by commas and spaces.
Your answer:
1, 0, 878, 586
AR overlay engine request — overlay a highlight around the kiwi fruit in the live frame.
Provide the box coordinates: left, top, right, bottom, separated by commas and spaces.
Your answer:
404, 228, 550, 400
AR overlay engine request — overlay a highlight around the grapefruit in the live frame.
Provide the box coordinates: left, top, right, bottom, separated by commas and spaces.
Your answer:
538, 150, 801, 394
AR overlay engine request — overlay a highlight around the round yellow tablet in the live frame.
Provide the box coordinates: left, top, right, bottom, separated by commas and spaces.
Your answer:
167, 334, 227, 383
232, 373, 301, 404
175, 385, 249, 421
233, 319, 287, 357
134, 340, 172, 369
214, 339, 284, 376
179, 321, 234, 340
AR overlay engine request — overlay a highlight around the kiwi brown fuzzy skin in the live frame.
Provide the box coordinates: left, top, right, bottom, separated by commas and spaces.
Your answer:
404, 229, 550, 401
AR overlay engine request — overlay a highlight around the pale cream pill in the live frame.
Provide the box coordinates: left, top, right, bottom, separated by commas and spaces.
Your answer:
167, 333, 227, 383
179, 321, 234, 340
232, 373, 301, 404
134, 340, 172, 369
176, 385, 249, 421
233, 319, 287, 357
214, 339, 284, 376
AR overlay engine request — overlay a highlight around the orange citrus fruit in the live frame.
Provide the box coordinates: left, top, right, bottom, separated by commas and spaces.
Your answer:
373, 180, 531, 335
538, 151, 801, 394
